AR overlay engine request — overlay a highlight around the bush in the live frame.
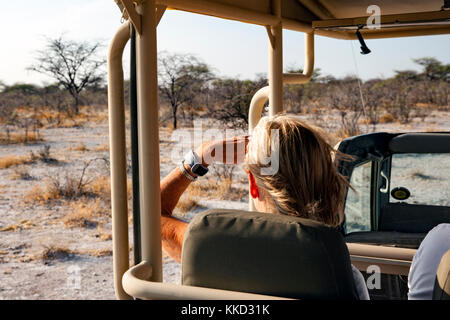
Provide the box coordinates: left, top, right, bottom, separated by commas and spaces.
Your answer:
379, 113, 395, 123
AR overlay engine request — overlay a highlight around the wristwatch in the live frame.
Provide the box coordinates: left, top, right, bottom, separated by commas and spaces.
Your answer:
182, 150, 209, 179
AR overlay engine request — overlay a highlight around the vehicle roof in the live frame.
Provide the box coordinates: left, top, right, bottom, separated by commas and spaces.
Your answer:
115, 0, 450, 39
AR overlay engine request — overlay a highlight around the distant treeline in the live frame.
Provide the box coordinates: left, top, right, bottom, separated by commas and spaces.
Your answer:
0, 53, 448, 137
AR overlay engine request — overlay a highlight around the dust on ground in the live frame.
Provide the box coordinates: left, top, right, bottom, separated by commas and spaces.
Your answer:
0, 110, 449, 299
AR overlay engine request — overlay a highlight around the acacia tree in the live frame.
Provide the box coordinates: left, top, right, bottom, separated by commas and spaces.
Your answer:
158, 52, 213, 129
327, 77, 364, 137
211, 76, 267, 130
28, 36, 105, 114
362, 79, 385, 131
414, 57, 450, 82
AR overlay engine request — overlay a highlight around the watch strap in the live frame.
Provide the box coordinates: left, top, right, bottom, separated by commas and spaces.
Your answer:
179, 160, 197, 181
184, 150, 209, 176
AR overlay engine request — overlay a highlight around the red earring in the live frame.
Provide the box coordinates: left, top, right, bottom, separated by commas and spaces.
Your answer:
250, 187, 259, 199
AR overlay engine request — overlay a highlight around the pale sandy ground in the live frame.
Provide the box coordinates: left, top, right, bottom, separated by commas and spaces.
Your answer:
0, 110, 449, 299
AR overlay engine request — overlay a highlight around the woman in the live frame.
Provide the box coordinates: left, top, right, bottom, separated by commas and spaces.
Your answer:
160, 114, 369, 299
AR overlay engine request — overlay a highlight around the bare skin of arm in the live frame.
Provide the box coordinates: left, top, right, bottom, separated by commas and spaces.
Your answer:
160, 136, 249, 262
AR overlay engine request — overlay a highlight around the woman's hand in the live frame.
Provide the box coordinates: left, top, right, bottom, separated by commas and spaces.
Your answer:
196, 135, 250, 167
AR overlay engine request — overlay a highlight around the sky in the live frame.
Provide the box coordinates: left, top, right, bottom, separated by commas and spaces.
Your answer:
0, 0, 449, 86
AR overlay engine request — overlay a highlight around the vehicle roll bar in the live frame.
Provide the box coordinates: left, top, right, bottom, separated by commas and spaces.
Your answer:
248, 32, 314, 134
347, 243, 417, 276
108, 20, 132, 300
110, 0, 315, 299
122, 261, 288, 300
249, 32, 315, 133
156, 0, 312, 33
135, 0, 163, 288
248, 31, 314, 210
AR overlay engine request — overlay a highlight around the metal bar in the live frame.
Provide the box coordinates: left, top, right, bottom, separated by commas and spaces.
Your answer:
248, 86, 271, 134
248, 85, 270, 212
115, 1, 450, 40
282, 32, 314, 84
136, 0, 163, 283
354, 25, 450, 39
315, 29, 353, 39
108, 21, 132, 300
156, 0, 312, 33
312, 10, 450, 29
130, 25, 142, 267
350, 257, 411, 276
122, 261, 291, 300
247, 28, 314, 210
346, 243, 417, 261
120, 0, 142, 34
347, 243, 416, 276
316, 26, 450, 40
248, 30, 316, 133
268, 0, 283, 116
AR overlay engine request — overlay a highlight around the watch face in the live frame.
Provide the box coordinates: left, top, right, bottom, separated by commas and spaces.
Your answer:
191, 163, 208, 176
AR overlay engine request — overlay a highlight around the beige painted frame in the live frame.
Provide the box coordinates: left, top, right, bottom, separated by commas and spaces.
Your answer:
108, 0, 445, 300
108, 20, 132, 300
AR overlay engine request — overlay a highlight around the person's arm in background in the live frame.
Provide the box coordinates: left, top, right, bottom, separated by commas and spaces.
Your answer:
408, 223, 450, 299
160, 136, 249, 262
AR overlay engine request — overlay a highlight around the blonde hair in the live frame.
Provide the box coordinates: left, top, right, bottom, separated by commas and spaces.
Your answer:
245, 114, 350, 227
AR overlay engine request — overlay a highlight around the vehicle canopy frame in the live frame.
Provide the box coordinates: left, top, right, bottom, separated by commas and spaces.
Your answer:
108, 0, 450, 299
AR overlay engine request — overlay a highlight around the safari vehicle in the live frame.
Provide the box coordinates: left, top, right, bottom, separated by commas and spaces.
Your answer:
107, 0, 450, 300
337, 132, 450, 299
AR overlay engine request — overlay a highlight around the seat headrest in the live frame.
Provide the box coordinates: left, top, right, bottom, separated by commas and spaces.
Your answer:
181, 209, 359, 300
433, 250, 450, 300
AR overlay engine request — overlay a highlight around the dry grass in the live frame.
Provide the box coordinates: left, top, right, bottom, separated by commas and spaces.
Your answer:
0, 131, 44, 145
160, 123, 175, 134
40, 245, 76, 261
38, 245, 111, 262
24, 184, 50, 204
70, 143, 89, 152
379, 113, 395, 124
24, 177, 80, 203
0, 146, 58, 170
24, 172, 111, 204
62, 199, 106, 228
87, 175, 111, 200
97, 225, 112, 241
0, 154, 34, 169
62, 198, 110, 229
10, 167, 33, 180
18, 106, 109, 130
334, 127, 360, 140
88, 248, 112, 257
185, 177, 248, 202
175, 197, 199, 213
359, 118, 371, 125
23, 173, 113, 230
0, 219, 35, 232
186, 179, 216, 198
423, 126, 439, 132
95, 144, 109, 152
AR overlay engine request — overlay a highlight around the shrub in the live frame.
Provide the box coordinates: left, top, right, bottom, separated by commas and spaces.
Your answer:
0, 154, 34, 169
379, 113, 395, 123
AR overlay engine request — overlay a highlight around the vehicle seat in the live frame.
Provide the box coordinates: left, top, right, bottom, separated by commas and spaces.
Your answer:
433, 250, 450, 300
181, 209, 360, 300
